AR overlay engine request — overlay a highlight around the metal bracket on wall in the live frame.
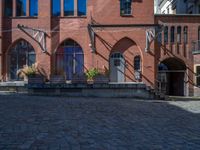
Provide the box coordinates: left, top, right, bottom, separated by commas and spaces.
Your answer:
17, 24, 47, 53
88, 24, 96, 53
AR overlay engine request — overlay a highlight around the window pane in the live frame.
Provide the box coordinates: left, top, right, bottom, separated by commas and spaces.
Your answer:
120, 0, 132, 15
4, 0, 13, 17
64, 0, 74, 16
171, 26, 175, 43
197, 66, 200, 86
16, 0, 26, 16
30, 0, 38, 16
177, 26, 181, 43
52, 0, 61, 16
184, 26, 188, 43
78, 0, 87, 16
164, 26, 168, 43
134, 56, 141, 71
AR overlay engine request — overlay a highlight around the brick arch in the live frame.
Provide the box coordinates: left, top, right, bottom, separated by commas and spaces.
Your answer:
6, 38, 36, 55
110, 37, 143, 82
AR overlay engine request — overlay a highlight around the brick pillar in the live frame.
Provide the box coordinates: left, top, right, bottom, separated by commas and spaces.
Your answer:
74, 0, 77, 16
26, 0, 30, 16
13, 0, 16, 17
61, 0, 64, 17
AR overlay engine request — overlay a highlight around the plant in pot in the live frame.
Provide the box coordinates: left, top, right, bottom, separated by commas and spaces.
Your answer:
85, 68, 100, 84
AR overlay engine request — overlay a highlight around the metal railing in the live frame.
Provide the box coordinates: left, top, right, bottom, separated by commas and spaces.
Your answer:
192, 40, 200, 54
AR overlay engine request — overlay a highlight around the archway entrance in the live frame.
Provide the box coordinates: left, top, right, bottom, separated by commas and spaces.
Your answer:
56, 39, 84, 80
8, 40, 36, 80
110, 52, 125, 82
158, 58, 186, 96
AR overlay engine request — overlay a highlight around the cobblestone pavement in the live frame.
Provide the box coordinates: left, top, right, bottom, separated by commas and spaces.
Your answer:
0, 95, 200, 150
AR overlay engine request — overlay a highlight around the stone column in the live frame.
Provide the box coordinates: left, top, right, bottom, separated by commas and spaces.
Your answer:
74, 0, 77, 16
13, 0, 16, 17
26, 0, 30, 16
61, 0, 64, 17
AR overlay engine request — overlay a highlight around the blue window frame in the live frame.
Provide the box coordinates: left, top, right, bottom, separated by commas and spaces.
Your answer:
78, 0, 87, 16
64, 0, 74, 16
16, 0, 26, 16
52, 0, 61, 16
4, 0, 13, 17
30, 0, 38, 16
120, 0, 132, 16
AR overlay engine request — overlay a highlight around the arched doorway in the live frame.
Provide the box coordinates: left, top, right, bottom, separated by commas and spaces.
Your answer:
8, 40, 36, 80
110, 52, 125, 82
55, 39, 84, 80
158, 58, 186, 96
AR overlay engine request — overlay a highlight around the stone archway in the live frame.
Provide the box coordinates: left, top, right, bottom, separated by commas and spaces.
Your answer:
158, 58, 187, 96
109, 37, 142, 82
55, 39, 84, 80
8, 39, 36, 80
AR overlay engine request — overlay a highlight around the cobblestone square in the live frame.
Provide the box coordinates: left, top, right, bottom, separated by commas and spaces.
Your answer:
0, 94, 200, 149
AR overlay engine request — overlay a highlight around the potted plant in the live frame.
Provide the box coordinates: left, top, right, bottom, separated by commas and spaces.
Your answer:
85, 68, 100, 84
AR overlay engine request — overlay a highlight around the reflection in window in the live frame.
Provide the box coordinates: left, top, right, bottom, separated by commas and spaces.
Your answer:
164, 26, 168, 44
177, 26, 182, 43
30, 0, 38, 16
170, 26, 175, 43
78, 0, 87, 16
64, 0, 74, 16
52, 0, 61, 16
120, 0, 132, 15
16, 0, 26, 16
4, 0, 13, 17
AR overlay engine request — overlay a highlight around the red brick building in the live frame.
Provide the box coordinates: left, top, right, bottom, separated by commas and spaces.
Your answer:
0, 0, 200, 96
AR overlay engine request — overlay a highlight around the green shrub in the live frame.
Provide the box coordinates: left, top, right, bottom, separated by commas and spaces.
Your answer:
85, 68, 100, 80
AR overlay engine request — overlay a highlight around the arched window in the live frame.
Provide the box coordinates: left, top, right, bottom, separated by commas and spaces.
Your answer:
8, 40, 36, 80
170, 26, 175, 43
164, 26, 168, 44
134, 56, 141, 71
78, 0, 87, 16
177, 26, 182, 43
120, 0, 132, 15
64, 0, 74, 16
183, 26, 188, 44
4, 0, 13, 17
56, 39, 84, 80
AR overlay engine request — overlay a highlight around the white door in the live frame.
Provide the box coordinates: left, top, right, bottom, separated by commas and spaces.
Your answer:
110, 53, 125, 82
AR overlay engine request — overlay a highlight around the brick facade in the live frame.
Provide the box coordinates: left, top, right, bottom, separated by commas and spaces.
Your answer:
0, 0, 200, 96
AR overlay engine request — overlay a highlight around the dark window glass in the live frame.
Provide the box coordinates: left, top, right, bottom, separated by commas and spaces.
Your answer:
120, 0, 132, 15
164, 26, 168, 44
52, 0, 61, 16
30, 0, 38, 16
4, 0, 13, 17
177, 26, 182, 43
183, 26, 188, 43
171, 26, 175, 43
16, 0, 26, 16
134, 56, 141, 71
198, 27, 200, 41
64, 0, 74, 16
78, 0, 87, 16
197, 66, 200, 86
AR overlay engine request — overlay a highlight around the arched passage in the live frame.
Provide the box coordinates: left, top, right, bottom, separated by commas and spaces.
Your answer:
8, 39, 36, 80
109, 37, 142, 82
158, 58, 187, 96
55, 39, 84, 80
